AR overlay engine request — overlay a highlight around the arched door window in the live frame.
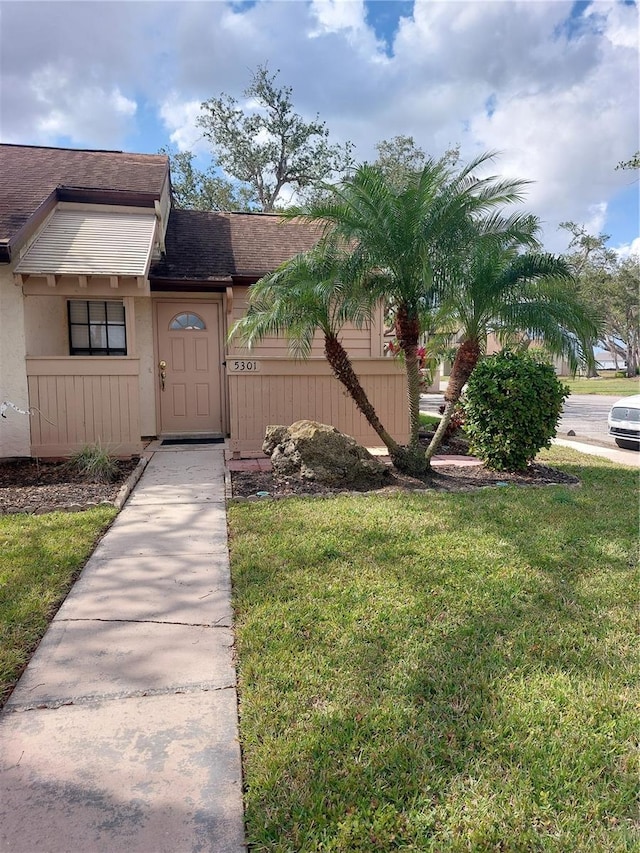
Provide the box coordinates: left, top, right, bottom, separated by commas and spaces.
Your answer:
169, 312, 206, 330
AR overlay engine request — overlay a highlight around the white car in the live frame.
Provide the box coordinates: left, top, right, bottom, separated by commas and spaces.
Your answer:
608, 394, 640, 450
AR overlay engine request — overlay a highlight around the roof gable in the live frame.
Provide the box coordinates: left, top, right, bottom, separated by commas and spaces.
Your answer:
0, 144, 168, 254
15, 209, 157, 277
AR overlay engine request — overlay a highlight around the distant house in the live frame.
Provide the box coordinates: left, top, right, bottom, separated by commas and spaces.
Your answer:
594, 350, 618, 371
0, 144, 407, 458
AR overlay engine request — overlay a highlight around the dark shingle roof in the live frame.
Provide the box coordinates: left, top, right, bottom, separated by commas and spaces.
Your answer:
150, 209, 322, 282
0, 144, 321, 279
0, 144, 168, 244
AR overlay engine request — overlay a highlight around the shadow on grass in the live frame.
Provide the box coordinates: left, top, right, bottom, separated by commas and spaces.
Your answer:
230, 460, 638, 852
0, 508, 117, 706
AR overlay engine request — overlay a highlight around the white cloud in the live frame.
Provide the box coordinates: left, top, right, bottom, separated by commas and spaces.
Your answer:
615, 237, 640, 260
1, 0, 637, 252
585, 0, 639, 49
159, 95, 207, 153
583, 202, 609, 236
430, 1, 640, 249
310, 0, 367, 35
28, 64, 137, 147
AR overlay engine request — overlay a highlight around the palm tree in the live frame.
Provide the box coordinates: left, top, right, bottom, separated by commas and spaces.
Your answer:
286, 154, 530, 467
229, 242, 411, 466
424, 217, 600, 461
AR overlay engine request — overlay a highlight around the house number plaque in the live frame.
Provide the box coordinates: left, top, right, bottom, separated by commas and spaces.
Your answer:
227, 359, 260, 373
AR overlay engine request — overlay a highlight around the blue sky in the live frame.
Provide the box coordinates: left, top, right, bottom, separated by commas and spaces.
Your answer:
1, 0, 637, 255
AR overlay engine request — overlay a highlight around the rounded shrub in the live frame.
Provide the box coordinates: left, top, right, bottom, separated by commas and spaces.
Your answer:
463, 350, 570, 472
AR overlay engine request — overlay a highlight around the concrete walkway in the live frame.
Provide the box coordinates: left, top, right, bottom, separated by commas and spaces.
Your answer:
553, 437, 640, 467
0, 446, 246, 853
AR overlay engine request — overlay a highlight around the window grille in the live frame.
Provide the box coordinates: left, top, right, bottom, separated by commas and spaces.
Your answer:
169, 313, 206, 330
68, 300, 127, 355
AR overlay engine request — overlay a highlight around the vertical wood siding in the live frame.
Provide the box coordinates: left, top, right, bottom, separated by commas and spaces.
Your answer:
26, 358, 141, 456
228, 359, 408, 454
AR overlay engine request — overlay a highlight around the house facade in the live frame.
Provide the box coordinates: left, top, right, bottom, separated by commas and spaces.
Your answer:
0, 144, 408, 459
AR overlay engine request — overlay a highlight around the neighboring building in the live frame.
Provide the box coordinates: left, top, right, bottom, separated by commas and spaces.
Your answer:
0, 144, 407, 458
594, 350, 618, 371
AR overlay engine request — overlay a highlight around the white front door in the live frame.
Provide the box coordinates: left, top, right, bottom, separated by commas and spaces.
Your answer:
156, 301, 223, 435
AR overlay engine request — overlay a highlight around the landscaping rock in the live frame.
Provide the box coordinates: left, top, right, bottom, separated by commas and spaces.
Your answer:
262, 420, 390, 488
263, 425, 290, 456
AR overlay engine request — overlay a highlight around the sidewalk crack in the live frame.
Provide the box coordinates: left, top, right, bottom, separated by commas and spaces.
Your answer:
57, 617, 231, 628
4, 683, 238, 713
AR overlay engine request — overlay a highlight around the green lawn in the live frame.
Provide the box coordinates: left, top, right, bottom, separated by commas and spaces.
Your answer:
562, 373, 639, 396
0, 507, 117, 706
419, 412, 440, 428
228, 447, 639, 852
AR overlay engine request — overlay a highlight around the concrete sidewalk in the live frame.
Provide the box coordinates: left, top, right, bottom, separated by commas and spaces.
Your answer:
0, 446, 246, 853
553, 437, 640, 467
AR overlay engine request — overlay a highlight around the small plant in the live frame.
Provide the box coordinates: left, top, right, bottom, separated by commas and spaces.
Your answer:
68, 443, 119, 483
463, 351, 569, 472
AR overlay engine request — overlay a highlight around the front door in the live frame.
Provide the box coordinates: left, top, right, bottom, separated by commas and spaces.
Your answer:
156, 301, 223, 435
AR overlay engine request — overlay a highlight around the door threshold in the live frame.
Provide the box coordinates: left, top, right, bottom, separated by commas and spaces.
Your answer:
160, 436, 225, 446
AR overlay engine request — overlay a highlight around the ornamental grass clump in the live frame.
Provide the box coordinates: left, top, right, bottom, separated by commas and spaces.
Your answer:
68, 443, 119, 483
463, 351, 569, 472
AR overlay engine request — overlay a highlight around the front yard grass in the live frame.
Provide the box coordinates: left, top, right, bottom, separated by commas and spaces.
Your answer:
0, 507, 117, 706
562, 374, 639, 396
228, 447, 639, 852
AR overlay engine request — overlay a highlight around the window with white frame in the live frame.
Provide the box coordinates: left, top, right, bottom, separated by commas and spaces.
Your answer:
68, 300, 127, 355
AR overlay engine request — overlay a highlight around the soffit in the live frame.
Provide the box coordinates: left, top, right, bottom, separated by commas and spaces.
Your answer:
14, 209, 157, 277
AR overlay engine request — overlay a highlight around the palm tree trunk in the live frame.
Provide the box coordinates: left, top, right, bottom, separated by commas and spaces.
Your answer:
324, 334, 429, 475
395, 305, 422, 450
425, 338, 481, 463
324, 334, 401, 455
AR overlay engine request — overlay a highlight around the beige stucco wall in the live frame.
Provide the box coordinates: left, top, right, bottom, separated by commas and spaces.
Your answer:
135, 297, 157, 436
0, 268, 31, 456
24, 294, 68, 356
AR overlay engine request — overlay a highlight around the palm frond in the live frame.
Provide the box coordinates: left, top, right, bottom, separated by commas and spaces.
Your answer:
229, 240, 380, 359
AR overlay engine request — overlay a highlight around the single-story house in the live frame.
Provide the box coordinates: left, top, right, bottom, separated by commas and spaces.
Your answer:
0, 143, 408, 459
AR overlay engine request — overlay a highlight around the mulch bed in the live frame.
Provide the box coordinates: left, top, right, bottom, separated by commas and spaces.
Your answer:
231, 430, 578, 498
231, 463, 580, 500
0, 458, 140, 514
0, 444, 579, 511
231, 462, 579, 499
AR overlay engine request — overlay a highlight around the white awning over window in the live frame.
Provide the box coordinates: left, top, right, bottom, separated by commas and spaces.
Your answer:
15, 209, 157, 277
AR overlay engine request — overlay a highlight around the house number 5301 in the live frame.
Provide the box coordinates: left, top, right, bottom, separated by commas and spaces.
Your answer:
229, 359, 259, 373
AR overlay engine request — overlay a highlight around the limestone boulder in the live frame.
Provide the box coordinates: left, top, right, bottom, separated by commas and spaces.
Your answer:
262, 425, 290, 457
262, 421, 390, 488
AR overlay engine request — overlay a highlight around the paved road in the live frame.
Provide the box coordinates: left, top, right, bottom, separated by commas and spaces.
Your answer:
560, 394, 621, 447
421, 392, 633, 451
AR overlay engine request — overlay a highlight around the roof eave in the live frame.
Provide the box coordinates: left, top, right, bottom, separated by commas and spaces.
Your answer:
149, 275, 234, 292
56, 186, 159, 207
4, 188, 59, 262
